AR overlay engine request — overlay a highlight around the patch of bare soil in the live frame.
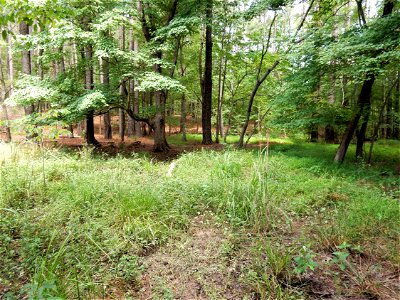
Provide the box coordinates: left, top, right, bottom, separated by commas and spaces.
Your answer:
135, 215, 249, 300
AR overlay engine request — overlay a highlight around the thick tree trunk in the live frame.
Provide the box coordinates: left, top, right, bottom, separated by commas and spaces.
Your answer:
84, 44, 99, 146
152, 91, 169, 152
201, 0, 213, 145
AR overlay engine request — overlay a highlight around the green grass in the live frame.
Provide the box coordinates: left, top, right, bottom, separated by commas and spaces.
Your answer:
0, 139, 399, 299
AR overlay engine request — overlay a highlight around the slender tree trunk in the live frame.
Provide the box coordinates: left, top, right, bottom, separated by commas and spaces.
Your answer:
334, 75, 375, 162
393, 74, 399, 139
127, 79, 135, 137
84, 44, 99, 146
219, 53, 228, 140
180, 93, 187, 141
179, 41, 187, 141
238, 60, 280, 147
119, 26, 126, 142
101, 35, 112, 140
0, 49, 11, 142
216, 29, 225, 143
127, 28, 142, 138
20, 22, 35, 126
201, 0, 213, 145
238, 13, 278, 148
386, 83, 392, 138
119, 82, 126, 141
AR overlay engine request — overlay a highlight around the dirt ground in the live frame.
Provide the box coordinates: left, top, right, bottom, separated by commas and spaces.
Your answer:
135, 215, 251, 300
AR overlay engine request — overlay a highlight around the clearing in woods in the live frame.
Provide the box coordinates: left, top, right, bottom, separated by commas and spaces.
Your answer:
0, 136, 399, 299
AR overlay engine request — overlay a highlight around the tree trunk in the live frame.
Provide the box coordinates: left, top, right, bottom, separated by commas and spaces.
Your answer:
179, 42, 187, 141
20, 22, 35, 135
101, 43, 112, 140
201, 0, 213, 145
180, 93, 187, 141
127, 79, 135, 137
393, 75, 399, 139
0, 49, 11, 142
356, 118, 369, 160
118, 26, 126, 142
84, 44, 99, 146
334, 75, 375, 162
216, 32, 226, 143
152, 91, 169, 152
325, 125, 335, 143
103, 111, 112, 139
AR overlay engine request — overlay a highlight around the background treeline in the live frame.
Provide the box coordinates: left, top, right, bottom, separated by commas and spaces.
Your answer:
0, 0, 399, 161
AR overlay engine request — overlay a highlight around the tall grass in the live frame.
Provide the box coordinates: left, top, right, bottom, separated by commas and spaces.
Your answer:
0, 140, 398, 299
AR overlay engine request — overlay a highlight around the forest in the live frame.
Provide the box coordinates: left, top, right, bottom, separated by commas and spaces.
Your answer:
0, 0, 399, 299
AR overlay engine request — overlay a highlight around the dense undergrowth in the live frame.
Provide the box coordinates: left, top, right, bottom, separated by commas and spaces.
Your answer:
0, 138, 399, 299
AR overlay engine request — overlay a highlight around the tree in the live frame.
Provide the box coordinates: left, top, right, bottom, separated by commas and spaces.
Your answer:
200, 0, 213, 145
334, 0, 396, 163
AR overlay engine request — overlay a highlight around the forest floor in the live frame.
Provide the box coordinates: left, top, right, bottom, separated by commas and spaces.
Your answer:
0, 135, 399, 300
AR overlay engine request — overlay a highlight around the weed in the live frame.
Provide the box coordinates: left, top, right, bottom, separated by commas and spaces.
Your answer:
293, 246, 318, 275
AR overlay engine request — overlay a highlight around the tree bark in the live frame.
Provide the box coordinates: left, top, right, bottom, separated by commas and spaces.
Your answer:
393, 75, 399, 139
119, 26, 126, 142
0, 48, 11, 142
179, 41, 187, 141
119, 82, 126, 141
201, 0, 213, 145
180, 93, 187, 141
101, 36, 112, 140
84, 44, 100, 146
152, 90, 169, 152
127, 79, 135, 137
